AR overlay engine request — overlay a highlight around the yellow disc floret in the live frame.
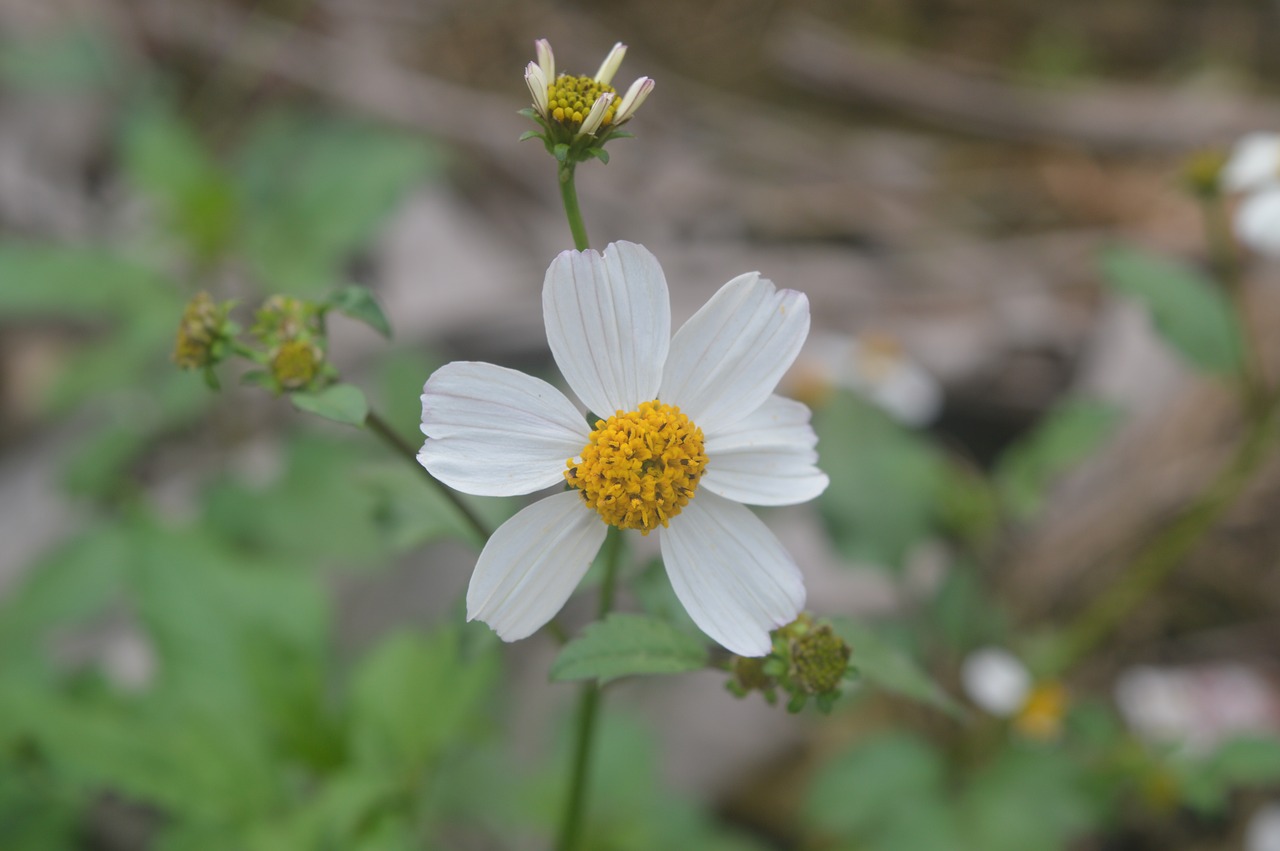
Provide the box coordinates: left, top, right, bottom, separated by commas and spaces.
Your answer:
547, 74, 617, 129
566, 400, 707, 533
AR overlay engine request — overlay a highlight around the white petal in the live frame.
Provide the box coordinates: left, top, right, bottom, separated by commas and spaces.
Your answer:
961, 647, 1031, 717
534, 38, 555, 84
614, 77, 654, 124
1223, 132, 1280, 193
702, 395, 828, 506
1246, 803, 1280, 851
525, 62, 548, 116
577, 92, 614, 138
660, 491, 805, 656
594, 41, 626, 86
661, 272, 810, 435
467, 491, 607, 641
1237, 186, 1280, 256
542, 241, 670, 418
419, 361, 589, 497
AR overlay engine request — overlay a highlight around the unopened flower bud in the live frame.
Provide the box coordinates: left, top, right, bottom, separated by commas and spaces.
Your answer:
787, 621, 852, 696
270, 339, 324, 391
173, 291, 230, 370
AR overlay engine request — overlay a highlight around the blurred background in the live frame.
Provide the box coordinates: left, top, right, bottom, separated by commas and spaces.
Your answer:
3, 0, 1280, 849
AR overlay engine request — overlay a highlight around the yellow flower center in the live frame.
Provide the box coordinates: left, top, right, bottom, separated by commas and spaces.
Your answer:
547, 74, 617, 129
566, 400, 707, 533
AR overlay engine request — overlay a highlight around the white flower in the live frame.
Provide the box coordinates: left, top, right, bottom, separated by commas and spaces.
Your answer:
524, 39, 653, 139
961, 647, 1031, 717
1222, 132, 1280, 256
419, 242, 827, 657
1223, 132, 1280, 193
786, 332, 942, 426
1248, 803, 1280, 851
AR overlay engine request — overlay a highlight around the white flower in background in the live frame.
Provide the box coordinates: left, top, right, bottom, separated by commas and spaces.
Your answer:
961, 646, 1067, 738
785, 332, 942, 426
961, 647, 1031, 717
419, 241, 827, 656
1114, 663, 1280, 752
1222, 132, 1280, 257
1247, 803, 1280, 851
524, 39, 654, 140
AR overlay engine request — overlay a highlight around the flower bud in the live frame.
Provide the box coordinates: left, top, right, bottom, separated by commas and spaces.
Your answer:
173, 291, 231, 370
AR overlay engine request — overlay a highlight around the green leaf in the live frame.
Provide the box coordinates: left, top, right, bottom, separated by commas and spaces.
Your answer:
0, 243, 174, 319
329, 285, 392, 338
0, 28, 119, 91
291, 383, 369, 426
804, 732, 946, 838
235, 111, 438, 293
348, 627, 498, 772
815, 392, 949, 570
1099, 245, 1243, 374
120, 100, 237, 261
959, 745, 1099, 851
994, 399, 1120, 519
550, 614, 709, 684
831, 619, 964, 717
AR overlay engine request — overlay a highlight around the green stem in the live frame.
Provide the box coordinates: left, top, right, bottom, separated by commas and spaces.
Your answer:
556, 527, 623, 851
1055, 395, 1279, 671
363, 409, 491, 545
559, 163, 591, 251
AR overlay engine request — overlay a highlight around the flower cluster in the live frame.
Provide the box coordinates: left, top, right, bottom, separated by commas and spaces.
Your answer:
520, 39, 654, 167
726, 613, 856, 712
172, 287, 390, 399
418, 241, 827, 656
1222, 132, 1280, 256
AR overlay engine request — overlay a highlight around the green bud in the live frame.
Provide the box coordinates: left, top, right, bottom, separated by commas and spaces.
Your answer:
787, 621, 852, 696
270, 339, 324, 391
173, 291, 233, 371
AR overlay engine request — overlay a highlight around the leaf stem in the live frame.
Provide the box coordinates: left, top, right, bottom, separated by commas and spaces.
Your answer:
363, 409, 491, 544
556, 526, 623, 851
559, 163, 591, 251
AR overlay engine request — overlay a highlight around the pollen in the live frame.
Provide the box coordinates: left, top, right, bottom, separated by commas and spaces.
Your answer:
546, 74, 618, 130
565, 400, 708, 533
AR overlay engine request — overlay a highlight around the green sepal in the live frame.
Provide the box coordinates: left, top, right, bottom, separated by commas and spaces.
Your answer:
586, 147, 610, 165
516, 107, 539, 119
553, 143, 570, 163
518, 130, 544, 143
202, 366, 221, 391
290, 383, 369, 427
786, 693, 808, 713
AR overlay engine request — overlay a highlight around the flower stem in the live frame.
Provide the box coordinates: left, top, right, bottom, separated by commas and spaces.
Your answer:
363, 409, 491, 544
556, 526, 623, 851
1054, 392, 1280, 671
558, 163, 591, 251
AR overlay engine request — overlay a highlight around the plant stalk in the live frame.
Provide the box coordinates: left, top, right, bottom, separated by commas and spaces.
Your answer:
364, 409, 491, 544
556, 526, 623, 851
